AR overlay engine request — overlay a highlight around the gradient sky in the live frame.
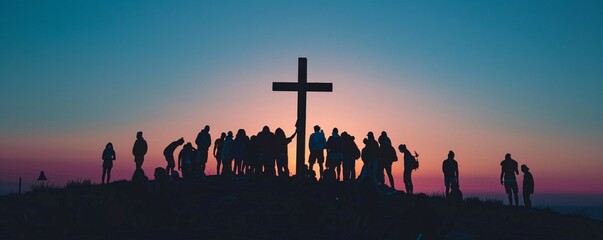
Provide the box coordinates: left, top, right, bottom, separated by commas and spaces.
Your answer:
1, 1, 602, 199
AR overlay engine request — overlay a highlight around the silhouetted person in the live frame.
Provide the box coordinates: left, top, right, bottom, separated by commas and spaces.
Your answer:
522, 164, 534, 208
256, 126, 276, 176
500, 153, 519, 206
442, 151, 459, 199
131, 168, 148, 188
359, 132, 379, 185
378, 134, 397, 188
178, 142, 196, 179
326, 128, 344, 181
132, 131, 148, 170
195, 125, 211, 175
233, 129, 249, 175
221, 131, 234, 176
341, 132, 360, 182
308, 125, 327, 179
213, 132, 226, 175
274, 127, 297, 177
163, 137, 184, 176
101, 142, 116, 184
399, 144, 418, 194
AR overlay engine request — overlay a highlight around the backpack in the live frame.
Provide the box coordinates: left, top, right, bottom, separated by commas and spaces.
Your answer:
351, 142, 361, 160
409, 151, 419, 170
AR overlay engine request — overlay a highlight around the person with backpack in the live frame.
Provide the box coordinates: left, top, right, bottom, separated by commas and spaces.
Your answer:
102, 142, 116, 184
442, 150, 459, 199
399, 144, 418, 194
164, 137, 184, 176
341, 132, 360, 182
326, 128, 344, 181
378, 133, 398, 188
132, 131, 148, 170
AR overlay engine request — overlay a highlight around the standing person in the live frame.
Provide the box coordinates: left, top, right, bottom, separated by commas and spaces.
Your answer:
195, 125, 211, 176
500, 153, 519, 206
233, 129, 250, 176
378, 135, 397, 188
247, 135, 259, 175
213, 132, 226, 175
308, 125, 327, 179
178, 142, 195, 179
101, 142, 116, 184
274, 127, 297, 177
398, 144, 418, 194
341, 132, 360, 182
256, 126, 276, 177
132, 131, 148, 170
359, 132, 379, 185
442, 151, 459, 199
163, 137, 184, 176
326, 128, 344, 181
521, 164, 534, 208
221, 131, 235, 176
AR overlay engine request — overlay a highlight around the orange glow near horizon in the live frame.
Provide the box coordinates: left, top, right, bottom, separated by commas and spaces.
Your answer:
1, 63, 602, 196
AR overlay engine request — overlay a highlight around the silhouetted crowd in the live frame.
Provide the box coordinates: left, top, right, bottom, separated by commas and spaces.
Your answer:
100, 124, 535, 208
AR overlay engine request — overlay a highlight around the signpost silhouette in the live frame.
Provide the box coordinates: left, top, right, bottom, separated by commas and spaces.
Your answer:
273, 57, 333, 177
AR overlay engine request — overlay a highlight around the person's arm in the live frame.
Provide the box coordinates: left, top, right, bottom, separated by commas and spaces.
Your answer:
442, 161, 446, 174
500, 168, 505, 185
286, 131, 297, 143
213, 140, 218, 157
455, 163, 459, 179
142, 141, 148, 155
112, 150, 116, 161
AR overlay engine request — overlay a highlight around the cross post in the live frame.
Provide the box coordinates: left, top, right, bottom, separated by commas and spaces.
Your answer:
272, 58, 333, 177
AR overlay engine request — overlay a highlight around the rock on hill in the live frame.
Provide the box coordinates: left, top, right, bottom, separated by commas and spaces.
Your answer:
1, 176, 601, 240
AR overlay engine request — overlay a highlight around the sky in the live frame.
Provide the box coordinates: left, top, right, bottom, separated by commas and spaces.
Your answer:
1, 1, 602, 202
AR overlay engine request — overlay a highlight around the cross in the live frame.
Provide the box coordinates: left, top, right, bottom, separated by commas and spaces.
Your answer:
273, 57, 333, 177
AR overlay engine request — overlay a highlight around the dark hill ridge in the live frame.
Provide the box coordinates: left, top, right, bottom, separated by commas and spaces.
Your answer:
0, 176, 601, 240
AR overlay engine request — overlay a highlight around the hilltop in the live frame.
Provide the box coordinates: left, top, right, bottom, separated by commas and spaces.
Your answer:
0, 176, 601, 240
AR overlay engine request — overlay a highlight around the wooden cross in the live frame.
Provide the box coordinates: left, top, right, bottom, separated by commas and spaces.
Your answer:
273, 57, 333, 177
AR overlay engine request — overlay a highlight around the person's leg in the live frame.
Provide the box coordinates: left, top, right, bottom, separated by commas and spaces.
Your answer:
351, 162, 356, 180
107, 167, 112, 183
386, 165, 394, 189
445, 178, 451, 198
102, 167, 107, 184
513, 186, 519, 206
525, 192, 532, 208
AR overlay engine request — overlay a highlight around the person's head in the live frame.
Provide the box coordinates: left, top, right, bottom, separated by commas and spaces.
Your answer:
505, 153, 512, 160
262, 126, 270, 133
185, 142, 192, 149
341, 131, 349, 139
332, 128, 339, 134
106, 142, 113, 149
220, 132, 226, 138
381, 131, 387, 137
314, 125, 320, 132
136, 131, 143, 139
367, 132, 374, 140
227, 131, 233, 138
237, 129, 246, 137
398, 144, 407, 152
521, 164, 529, 173
177, 137, 185, 145
363, 138, 368, 144
448, 150, 455, 159
204, 125, 210, 132
275, 128, 285, 138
